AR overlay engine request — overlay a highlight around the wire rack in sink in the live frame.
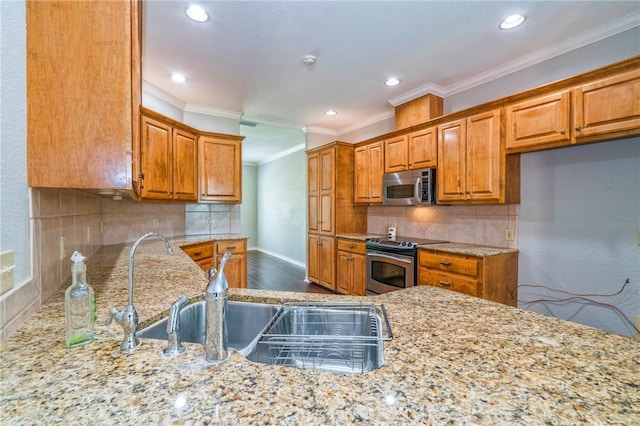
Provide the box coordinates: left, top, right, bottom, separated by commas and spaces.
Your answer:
248, 302, 393, 374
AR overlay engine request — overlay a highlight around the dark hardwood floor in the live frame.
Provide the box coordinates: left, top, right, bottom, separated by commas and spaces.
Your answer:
247, 250, 333, 294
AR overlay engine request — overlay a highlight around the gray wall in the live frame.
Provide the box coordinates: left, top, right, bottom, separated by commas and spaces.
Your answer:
1, 1, 29, 287
256, 149, 307, 266
241, 165, 259, 249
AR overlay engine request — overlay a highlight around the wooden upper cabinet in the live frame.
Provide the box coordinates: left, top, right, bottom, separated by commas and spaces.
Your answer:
505, 90, 571, 152
408, 126, 438, 169
308, 148, 335, 235
199, 134, 243, 203
574, 69, 640, 143
384, 135, 408, 173
139, 112, 198, 201
27, 0, 140, 191
354, 141, 383, 203
438, 109, 518, 204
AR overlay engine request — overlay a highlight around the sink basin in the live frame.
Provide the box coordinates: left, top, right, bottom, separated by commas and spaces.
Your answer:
246, 302, 391, 374
138, 300, 392, 374
137, 300, 280, 351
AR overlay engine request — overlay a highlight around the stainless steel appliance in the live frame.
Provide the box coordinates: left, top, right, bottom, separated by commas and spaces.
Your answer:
365, 236, 447, 294
382, 168, 436, 206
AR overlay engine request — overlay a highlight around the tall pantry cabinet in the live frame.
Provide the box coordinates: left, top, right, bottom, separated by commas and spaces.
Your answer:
307, 143, 367, 291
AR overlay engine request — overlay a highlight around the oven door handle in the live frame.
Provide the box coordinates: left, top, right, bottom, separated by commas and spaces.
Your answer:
368, 252, 413, 264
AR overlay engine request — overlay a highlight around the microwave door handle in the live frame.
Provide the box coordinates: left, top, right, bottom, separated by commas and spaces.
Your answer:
415, 177, 422, 203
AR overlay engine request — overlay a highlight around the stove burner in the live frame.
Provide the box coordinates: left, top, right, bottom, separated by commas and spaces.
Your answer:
366, 236, 448, 250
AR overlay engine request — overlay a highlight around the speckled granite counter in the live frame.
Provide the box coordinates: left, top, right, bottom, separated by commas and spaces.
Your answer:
1, 239, 638, 424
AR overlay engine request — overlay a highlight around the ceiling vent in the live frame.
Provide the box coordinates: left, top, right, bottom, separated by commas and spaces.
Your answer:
239, 119, 258, 127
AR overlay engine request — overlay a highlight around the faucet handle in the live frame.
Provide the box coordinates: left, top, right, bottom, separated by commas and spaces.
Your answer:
105, 307, 121, 326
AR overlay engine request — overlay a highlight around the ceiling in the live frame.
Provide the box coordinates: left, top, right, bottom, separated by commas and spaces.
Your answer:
142, 1, 640, 164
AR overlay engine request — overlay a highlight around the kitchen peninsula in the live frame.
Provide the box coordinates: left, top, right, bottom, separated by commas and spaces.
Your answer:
1, 239, 638, 424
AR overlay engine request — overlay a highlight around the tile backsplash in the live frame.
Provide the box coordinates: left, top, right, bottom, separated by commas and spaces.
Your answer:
368, 204, 519, 248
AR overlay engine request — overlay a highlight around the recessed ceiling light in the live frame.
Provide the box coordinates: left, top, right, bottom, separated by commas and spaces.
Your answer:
385, 77, 401, 87
303, 55, 317, 65
186, 5, 209, 23
171, 73, 187, 83
499, 14, 526, 30
325, 110, 337, 116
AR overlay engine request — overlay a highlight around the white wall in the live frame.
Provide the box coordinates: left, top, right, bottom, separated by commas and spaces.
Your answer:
518, 139, 639, 337
0, 0, 29, 282
241, 165, 259, 249
256, 149, 307, 266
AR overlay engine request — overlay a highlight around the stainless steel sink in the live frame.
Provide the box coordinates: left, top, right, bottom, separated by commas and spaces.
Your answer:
138, 301, 392, 374
137, 300, 280, 351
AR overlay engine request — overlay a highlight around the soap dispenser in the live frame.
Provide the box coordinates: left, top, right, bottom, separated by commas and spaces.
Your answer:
205, 251, 231, 364
65, 251, 96, 347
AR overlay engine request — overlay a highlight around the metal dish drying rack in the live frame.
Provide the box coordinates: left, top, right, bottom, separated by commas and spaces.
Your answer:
249, 302, 393, 374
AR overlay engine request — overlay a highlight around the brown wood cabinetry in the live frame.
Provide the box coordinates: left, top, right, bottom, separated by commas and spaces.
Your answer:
182, 241, 214, 272
214, 239, 247, 289
27, 0, 140, 191
139, 111, 198, 201
384, 135, 408, 173
505, 91, 572, 151
199, 134, 243, 203
354, 141, 383, 203
408, 127, 438, 169
418, 249, 518, 306
438, 109, 519, 204
307, 142, 367, 291
336, 239, 366, 296
506, 67, 640, 153
573, 69, 640, 144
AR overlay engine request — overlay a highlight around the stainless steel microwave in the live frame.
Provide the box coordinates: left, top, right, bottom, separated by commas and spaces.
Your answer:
382, 168, 436, 206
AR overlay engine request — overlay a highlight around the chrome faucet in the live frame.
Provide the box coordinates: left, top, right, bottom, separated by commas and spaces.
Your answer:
205, 251, 231, 364
164, 296, 189, 357
107, 232, 174, 354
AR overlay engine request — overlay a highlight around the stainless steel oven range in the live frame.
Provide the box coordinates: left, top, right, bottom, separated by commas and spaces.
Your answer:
365, 237, 447, 295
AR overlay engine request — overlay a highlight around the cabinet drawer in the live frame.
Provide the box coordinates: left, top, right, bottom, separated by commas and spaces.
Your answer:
215, 239, 246, 254
419, 251, 479, 277
336, 239, 366, 254
182, 242, 213, 262
419, 269, 479, 297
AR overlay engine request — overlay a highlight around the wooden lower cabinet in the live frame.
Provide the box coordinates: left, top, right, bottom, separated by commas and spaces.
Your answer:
214, 239, 247, 289
308, 234, 335, 291
181, 241, 214, 272
336, 238, 366, 296
182, 239, 247, 288
418, 249, 518, 306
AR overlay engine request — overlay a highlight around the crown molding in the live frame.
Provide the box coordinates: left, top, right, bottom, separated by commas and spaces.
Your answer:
338, 110, 395, 136
142, 81, 186, 109
388, 83, 447, 107
184, 103, 243, 120
303, 126, 338, 136
259, 143, 306, 165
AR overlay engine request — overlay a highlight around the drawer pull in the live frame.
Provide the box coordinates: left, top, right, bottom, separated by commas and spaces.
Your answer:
226, 246, 236, 250
348, 244, 354, 249
193, 251, 202, 257
439, 281, 451, 287
439, 261, 451, 266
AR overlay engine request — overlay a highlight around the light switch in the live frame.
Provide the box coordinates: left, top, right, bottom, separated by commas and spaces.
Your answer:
0, 265, 14, 295
0, 250, 14, 269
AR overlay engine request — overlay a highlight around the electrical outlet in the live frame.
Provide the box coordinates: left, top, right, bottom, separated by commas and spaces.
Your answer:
505, 229, 514, 241
86, 226, 91, 243
0, 265, 14, 295
637, 229, 640, 246
206, 217, 212, 226
153, 219, 159, 229
0, 250, 14, 269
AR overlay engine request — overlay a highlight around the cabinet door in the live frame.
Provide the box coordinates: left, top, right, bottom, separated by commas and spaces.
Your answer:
351, 253, 366, 296
437, 119, 466, 202
215, 253, 245, 288
408, 127, 437, 169
336, 251, 352, 295
466, 110, 502, 202
368, 142, 384, 202
199, 136, 242, 202
318, 149, 334, 234
354, 146, 369, 203
319, 236, 335, 290
27, 0, 137, 190
307, 234, 321, 284
574, 69, 640, 142
384, 135, 408, 173
140, 115, 173, 200
172, 128, 198, 201
308, 152, 320, 232
505, 90, 571, 152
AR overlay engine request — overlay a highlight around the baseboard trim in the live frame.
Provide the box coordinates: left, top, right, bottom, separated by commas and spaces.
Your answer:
249, 248, 306, 269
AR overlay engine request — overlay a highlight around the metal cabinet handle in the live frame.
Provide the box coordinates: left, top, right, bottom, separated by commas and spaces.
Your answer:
560, 129, 566, 135
439, 261, 451, 266
575, 126, 582, 131
347, 244, 355, 249
193, 251, 202, 257
226, 246, 236, 250
439, 281, 451, 287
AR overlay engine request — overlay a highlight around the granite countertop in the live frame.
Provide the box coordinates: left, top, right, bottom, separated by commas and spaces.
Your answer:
1, 239, 638, 424
336, 233, 518, 257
